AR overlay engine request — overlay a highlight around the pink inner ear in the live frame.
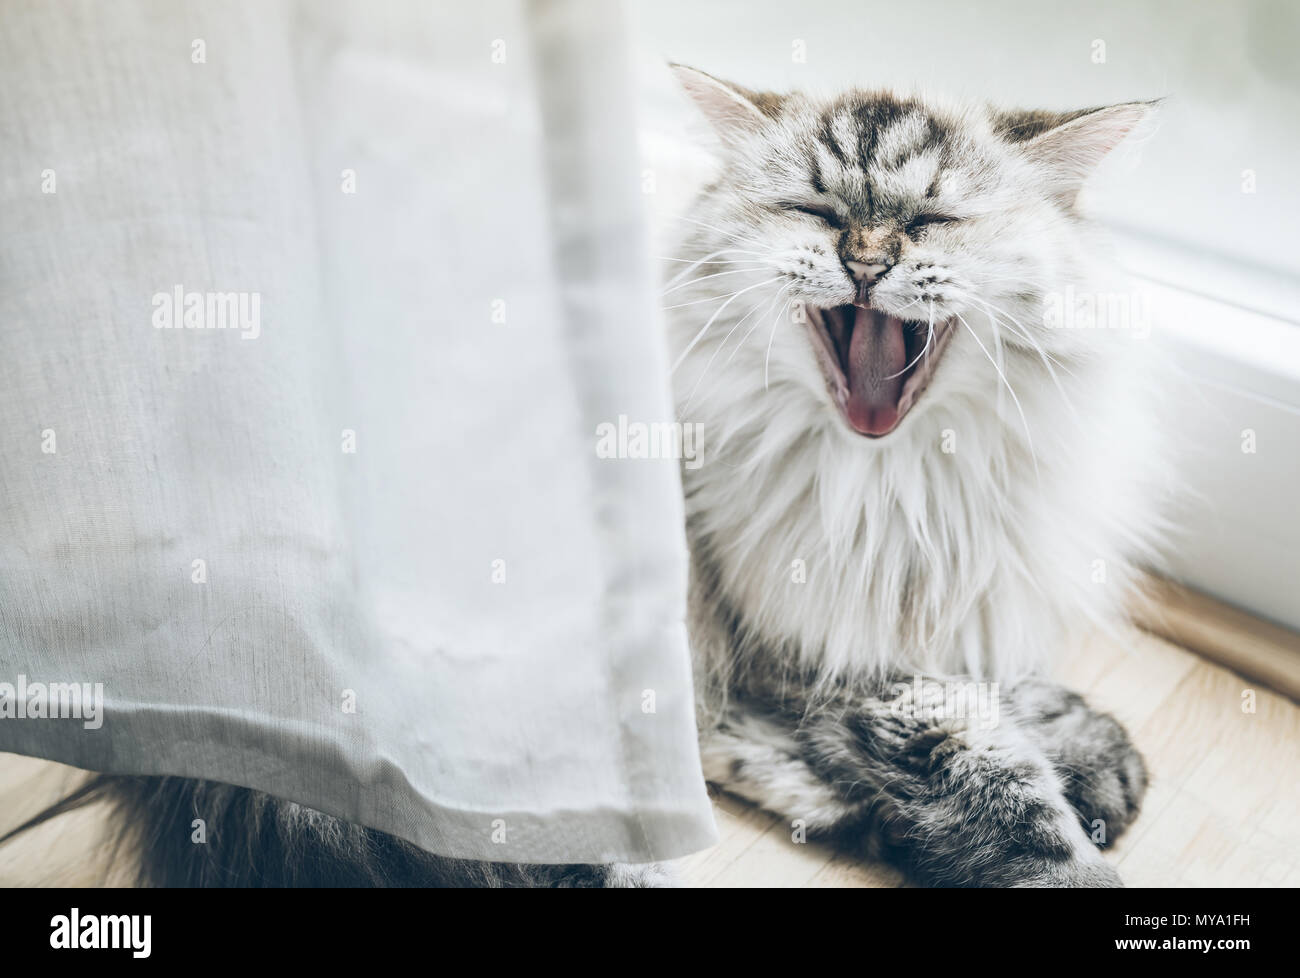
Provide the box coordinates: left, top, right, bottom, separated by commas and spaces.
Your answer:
1023, 103, 1151, 200
673, 66, 767, 134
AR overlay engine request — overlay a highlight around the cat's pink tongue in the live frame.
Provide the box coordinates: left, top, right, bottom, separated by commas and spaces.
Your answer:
845, 307, 907, 436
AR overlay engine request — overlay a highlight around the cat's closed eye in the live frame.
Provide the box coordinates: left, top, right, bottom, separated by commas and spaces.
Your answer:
780, 202, 847, 229
905, 212, 959, 234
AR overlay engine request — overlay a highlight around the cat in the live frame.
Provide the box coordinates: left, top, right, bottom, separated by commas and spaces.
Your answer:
668, 65, 1168, 886
3, 68, 1166, 889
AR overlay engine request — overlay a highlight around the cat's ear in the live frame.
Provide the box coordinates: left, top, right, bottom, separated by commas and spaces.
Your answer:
670, 64, 781, 138
1002, 101, 1159, 207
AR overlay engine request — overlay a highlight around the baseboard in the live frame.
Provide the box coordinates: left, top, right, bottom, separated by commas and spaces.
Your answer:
1134, 576, 1300, 702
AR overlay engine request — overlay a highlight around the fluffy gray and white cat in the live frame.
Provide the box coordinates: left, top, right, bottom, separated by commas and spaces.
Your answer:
5, 69, 1166, 889
669, 65, 1168, 886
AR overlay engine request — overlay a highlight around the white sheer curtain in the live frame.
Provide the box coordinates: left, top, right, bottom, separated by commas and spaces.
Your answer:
0, 0, 715, 864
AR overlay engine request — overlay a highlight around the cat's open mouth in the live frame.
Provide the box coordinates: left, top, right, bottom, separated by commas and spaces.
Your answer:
805, 304, 954, 438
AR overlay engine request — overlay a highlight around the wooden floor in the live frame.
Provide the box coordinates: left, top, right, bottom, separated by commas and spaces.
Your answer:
2, 625, 1297, 887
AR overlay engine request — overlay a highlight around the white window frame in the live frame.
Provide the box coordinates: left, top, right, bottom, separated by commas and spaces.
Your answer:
1116, 229, 1300, 632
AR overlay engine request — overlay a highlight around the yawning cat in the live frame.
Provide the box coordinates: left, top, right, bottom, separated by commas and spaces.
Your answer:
668, 65, 1168, 886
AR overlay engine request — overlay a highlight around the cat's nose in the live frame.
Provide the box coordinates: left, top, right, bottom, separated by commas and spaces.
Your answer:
844, 260, 890, 285
845, 259, 890, 303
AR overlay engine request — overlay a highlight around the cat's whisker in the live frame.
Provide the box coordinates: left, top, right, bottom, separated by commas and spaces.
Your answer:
669, 214, 767, 251
924, 299, 937, 365
681, 282, 784, 410
660, 248, 771, 289
670, 276, 785, 374
973, 273, 1053, 289
764, 296, 796, 390
992, 305, 1008, 419
975, 306, 1077, 387
661, 286, 755, 311
971, 269, 1054, 287
660, 265, 771, 296
953, 309, 1039, 480
961, 293, 1085, 426
958, 292, 1043, 341
726, 282, 793, 369
944, 288, 1061, 368
884, 302, 936, 380
967, 295, 1074, 373
658, 255, 766, 264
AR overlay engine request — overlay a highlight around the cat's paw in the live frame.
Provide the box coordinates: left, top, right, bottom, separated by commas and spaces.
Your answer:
1013, 857, 1124, 888
1012, 679, 1148, 846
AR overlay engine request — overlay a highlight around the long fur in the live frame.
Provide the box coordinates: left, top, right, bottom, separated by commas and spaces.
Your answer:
669, 75, 1172, 700
669, 69, 1170, 885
